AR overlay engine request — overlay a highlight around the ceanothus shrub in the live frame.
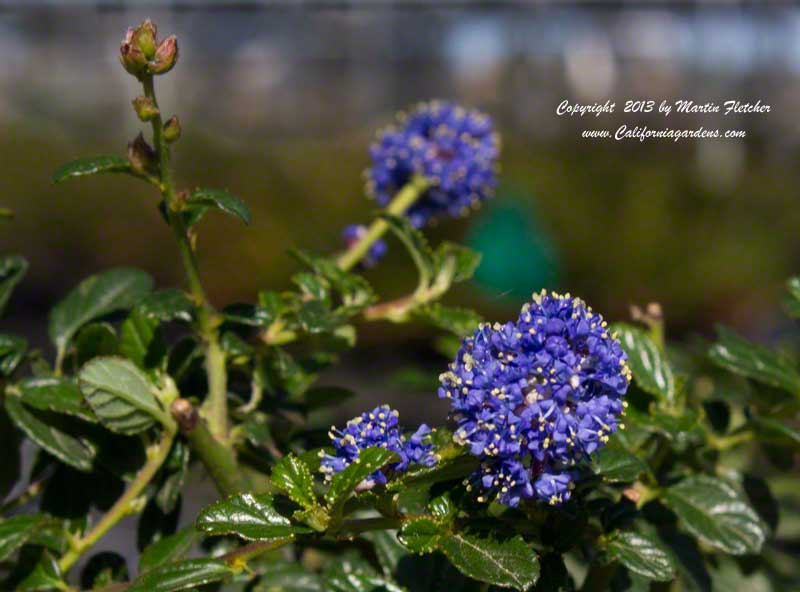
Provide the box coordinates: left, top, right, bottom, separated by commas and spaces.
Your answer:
0, 17, 797, 592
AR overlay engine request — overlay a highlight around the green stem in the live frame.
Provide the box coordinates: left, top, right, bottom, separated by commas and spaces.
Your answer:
707, 429, 754, 451
141, 74, 228, 441
58, 427, 176, 573
221, 537, 294, 567
335, 516, 403, 537
336, 176, 428, 271
184, 415, 250, 496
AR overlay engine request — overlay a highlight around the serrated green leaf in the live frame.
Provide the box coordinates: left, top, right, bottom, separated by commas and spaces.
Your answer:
127, 558, 232, 592
139, 289, 195, 323
5, 396, 95, 471
196, 493, 310, 541
398, 518, 442, 553
271, 454, 319, 510
188, 187, 252, 225
606, 531, 675, 582
0, 255, 27, 317
17, 551, 64, 591
325, 447, 398, 510
19, 377, 96, 422
49, 267, 154, 357
0, 514, 46, 561
614, 324, 675, 403
709, 325, 800, 396
440, 532, 540, 591
139, 526, 198, 574
664, 475, 767, 555
591, 435, 648, 483
78, 357, 165, 434
382, 213, 435, 287
52, 155, 132, 184
0, 333, 27, 376
414, 303, 482, 337
120, 309, 166, 369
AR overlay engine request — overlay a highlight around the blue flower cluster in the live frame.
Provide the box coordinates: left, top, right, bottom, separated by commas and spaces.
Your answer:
342, 224, 388, 268
320, 405, 437, 487
367, 101, 500, 228
439, 291, 631, 507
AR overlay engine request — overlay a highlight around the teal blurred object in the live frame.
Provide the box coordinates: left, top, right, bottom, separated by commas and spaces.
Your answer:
466, 195, 560, 301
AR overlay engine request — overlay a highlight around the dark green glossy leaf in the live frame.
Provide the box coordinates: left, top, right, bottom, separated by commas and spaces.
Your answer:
49, 267, 153, 356
5, 396, 95, 471
78, 356, 165, 434
271, 454, 319, 510
325, 447, 398, 510
0, 333, 27, 376
52, 155, 132, 184
606, 531, 675, 582
709, 325, 800, 396
614, 324, 675, 403
0, 255, 28, 317
591, 435, 648, 483
399, 518, 442, 553
222, 302, 271, 327
139, 289, 195, 322
127, 558, 232, 592
17, 551, 64, 591
188, 187, 252, 225
139, 526, 198, 574
414, 303, 482, 337
0, 514, 46, 561
387, 454, 478, 492
19, 377, 96, 422
664, 475, 767, 555
196, 493, 311, 541
439, 532, 539, 591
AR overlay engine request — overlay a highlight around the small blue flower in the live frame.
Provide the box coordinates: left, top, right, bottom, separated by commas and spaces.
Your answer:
342, 224, 388, 268
440, 291, 631, 507
367, 101, 499, 228
320, 405, 437, 487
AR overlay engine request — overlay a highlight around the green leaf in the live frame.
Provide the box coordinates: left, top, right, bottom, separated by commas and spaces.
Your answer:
398, 518, 443, 553
606, 531, 675, 582
0, 514, 46, 561
0, 255, 28, 317
74, 322, 118, 366
120, 309, 166, 369
709, 325, 800, 396
254, 561, 324, 591
387, 454, 478, 492
664, 475, 767, 555
271, 454, 319, 510
363, 530, 407, 579
17, 551, 65, 591
52, 155, 132, 184
139, 289, 194, 323
290, 250, 376, 314
196, 493, 311, 541
0, 333, 27, 376
382, 213, 435, 288
440, 532, 540, 591
222, 302, 271, 327
155, 441, 190, 514
127, 558, 232, 592
5, 396, 95, 471
49, 267, 154, 356
614, 324, 675, 403
188, 187, 252, 225
749, 414, 800, 449
78, 356, 166, 434
19, 377, 96, 422
785, 276, 800, 319
591, 435, 648, 483
324, 447, 398, 510
139, 526, 197, 574
414, 303, 483, 337
433, 242, 482, 284
297, 300, 339, 335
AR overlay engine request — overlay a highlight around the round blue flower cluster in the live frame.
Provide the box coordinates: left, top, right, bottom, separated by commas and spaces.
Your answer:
438, 291, 631, 507
367, 101, 500, 228
342, 224, 388, 268
320, 405, 437, 487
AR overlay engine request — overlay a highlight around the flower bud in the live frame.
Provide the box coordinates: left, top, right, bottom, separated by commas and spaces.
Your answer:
128, 133, 157, 175
132, 19, 157, 60
149, 36, 178, 75
163, 116, 181, 143
132, 96, 160, 122
119, 28, 148, 77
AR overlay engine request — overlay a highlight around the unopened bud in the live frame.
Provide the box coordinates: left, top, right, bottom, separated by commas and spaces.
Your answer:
170, 398, 198, 433
132, 19, 158, 60
119, 29, 148, 77
149, 36, 179, 75
127, 133, 157, 175
132, 96, 159, 122
163, 116, 181, 143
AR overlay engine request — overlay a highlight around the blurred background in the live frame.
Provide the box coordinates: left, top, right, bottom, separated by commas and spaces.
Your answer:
2, 2, 800, 416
